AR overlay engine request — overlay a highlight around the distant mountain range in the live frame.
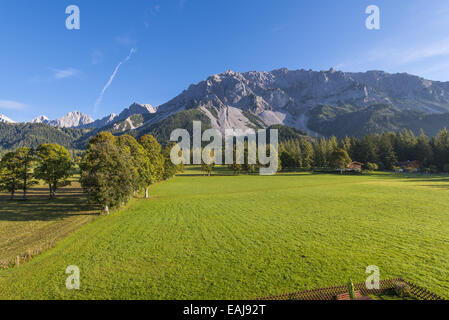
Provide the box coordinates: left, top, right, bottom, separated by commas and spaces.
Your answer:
30, 111, 94, 128
2, 68, 449, 152
2, 103, 157, 129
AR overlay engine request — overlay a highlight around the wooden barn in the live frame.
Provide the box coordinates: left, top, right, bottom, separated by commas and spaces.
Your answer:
397, 160, 420, 172
346, 161, 363, 171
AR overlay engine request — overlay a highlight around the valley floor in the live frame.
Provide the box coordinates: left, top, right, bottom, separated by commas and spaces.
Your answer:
0, 181, 98, 264
0, 170, 448, 299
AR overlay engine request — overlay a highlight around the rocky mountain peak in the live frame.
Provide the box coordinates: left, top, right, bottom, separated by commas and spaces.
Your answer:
50, 111, 94, 128
116, 102, 156, 122
30, 115, 50, 124
0, 114, 15, 123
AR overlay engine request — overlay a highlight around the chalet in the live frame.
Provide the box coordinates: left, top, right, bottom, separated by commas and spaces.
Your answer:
397, 160, 420, 172
346, 161, 363, 171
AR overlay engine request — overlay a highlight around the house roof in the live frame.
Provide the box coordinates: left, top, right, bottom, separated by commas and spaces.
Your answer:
397, 160, 420, 167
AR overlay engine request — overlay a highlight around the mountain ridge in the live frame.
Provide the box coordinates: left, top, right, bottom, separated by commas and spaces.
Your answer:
136, 68, 449, 137
2, 68, 449, 149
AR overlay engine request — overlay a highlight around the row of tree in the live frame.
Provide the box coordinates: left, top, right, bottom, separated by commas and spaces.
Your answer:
0, 144, 73, 200
0, 133, 178, 214
278, 129, 449, 172
79, 132, 178, 214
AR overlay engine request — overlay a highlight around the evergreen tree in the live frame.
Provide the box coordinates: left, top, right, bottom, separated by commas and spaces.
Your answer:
396, 129, 417, 161
299, 138, 314, 169
414, 130, 433, 167
314, 138, 329, 168
378, 134, 398, 170
354, 135, 378, 165
280, 151, 296, 171
434, 128, 449, 170
328, 136, 339, 155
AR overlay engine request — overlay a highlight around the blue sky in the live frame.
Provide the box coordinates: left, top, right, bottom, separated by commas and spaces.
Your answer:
1, 0, 449, 122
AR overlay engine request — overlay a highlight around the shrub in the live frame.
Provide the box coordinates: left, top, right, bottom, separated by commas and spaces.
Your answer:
365, 162, 379, 171
405, 167, 416, 174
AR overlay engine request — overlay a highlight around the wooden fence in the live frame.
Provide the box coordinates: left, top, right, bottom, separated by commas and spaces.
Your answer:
256, 278, 444, 300
0, 240, 55, 269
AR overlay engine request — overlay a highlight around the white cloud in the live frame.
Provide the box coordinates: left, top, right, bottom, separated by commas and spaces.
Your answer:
400, 37, 449, 65
0, 100, 28, 110
339, 36, 449, 76
94, 48, 137, 112
52, 68, 80, 79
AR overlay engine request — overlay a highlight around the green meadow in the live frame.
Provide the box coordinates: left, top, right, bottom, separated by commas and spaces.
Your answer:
0, 169, 448, 299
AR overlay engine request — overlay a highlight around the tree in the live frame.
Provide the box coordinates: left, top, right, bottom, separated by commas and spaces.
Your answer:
414, 131, 433, 167
0, 151, 22, 200
242, 141, 257, 174
280, 152, 296, 171
354, 135, 378, 165
229, 145, 243, 175
80, 132, 134, 214
314, 138, 329, 168
329, 148, 352, 173
139, 135, 165, 198
117, 135, 150, 196
35, 144, 74, 198
299, 138, 314, 169
365, 162, 379, 172
396, 129, 417, 161
201, 148, 215, 176
433, 128, 449, 170
327, 136, 339, 156
378, 134, 397, 170
280, 139, 301, 168
15, 147, 37, 200
201, 161, 213, 176
162, 143, 178, 180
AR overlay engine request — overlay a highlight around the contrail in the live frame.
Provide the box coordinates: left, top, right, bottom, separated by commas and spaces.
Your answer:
94, 48, 136, 113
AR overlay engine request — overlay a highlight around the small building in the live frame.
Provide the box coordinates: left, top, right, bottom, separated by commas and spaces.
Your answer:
397, 160, 420, 172
346, 161, 363, 171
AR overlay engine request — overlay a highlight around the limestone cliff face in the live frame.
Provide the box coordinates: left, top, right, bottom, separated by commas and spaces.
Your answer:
144, 68, 449, 134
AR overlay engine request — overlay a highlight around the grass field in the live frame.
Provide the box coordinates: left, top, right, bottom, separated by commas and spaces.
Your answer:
0, 180, 98, 264
0, 169, 448, 299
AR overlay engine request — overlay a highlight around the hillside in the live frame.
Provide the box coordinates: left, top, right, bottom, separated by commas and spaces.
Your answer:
0, 123, 88, 153
307, 104, 449, 137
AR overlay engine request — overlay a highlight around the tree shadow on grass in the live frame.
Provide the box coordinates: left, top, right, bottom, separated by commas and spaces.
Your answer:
0, 187, 100, 222
392, 176, 449, 190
